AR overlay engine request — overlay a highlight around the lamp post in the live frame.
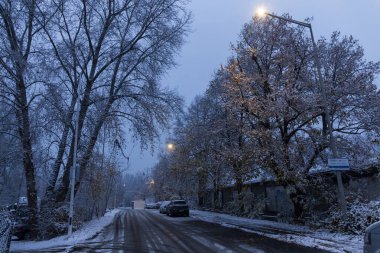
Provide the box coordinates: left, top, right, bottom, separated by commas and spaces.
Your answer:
68, 88, 81, 236
256, 8, 347, 212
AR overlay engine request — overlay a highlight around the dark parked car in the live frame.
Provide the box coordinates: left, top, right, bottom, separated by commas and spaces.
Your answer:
12, 217, 30, 240
166, 200, 189, 217
145, 203, 159, 209
159, 201, 171, 214
11, 205, 30, 240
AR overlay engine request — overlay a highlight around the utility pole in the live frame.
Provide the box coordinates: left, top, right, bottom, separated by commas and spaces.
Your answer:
68, 88, 81, 236
308, 21, 347, 213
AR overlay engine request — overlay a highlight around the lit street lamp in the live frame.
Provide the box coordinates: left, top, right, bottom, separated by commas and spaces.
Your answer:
166, 143, 175, 152
255, 7, 347, 212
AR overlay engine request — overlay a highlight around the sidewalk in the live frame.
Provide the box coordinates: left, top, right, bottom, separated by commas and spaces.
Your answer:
10, 209, 120, 252
190, 210, 362, 253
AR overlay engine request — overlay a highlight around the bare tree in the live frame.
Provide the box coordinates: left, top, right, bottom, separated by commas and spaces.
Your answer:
36, 0, 190, 207
0, 0, 190, 238
0, 0, 46, 236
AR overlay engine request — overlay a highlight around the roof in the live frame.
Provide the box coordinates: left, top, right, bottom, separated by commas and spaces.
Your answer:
205, 168, 275, 190
308, 161, 380, 177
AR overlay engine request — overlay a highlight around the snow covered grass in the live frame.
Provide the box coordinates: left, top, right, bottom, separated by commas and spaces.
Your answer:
321, 200, 380, 234
10, 208, 120, 252
190, 210, 363, 253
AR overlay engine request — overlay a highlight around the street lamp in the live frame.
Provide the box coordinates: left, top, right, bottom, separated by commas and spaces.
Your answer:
166, 143, 175, 152
255, 7, 347, 212
255, 6, 267, 18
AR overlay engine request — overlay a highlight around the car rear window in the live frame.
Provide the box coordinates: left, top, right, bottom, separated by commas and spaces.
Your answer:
173, 201, 186, 205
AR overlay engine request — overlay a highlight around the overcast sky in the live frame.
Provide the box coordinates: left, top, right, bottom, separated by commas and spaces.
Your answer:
126, 0, 380, 174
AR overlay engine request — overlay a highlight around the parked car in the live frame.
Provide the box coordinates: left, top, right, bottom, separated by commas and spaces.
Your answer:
166, 200, 189, 217
12, 217, 30, 240
364, 221, 380, 253
159, 201, 171, 214
145, 203, 159, 209
11, 205, 30, 240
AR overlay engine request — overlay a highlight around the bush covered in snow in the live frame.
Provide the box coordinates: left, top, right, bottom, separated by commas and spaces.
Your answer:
223, 192, 266, 218
0, 211, 12, 253
38, 204, 82, 239
309, 200, 380, 234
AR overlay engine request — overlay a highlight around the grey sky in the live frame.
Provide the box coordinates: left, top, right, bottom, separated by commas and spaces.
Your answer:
126, 0, 380, 173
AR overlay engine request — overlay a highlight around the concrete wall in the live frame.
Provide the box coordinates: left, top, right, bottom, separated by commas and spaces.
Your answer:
348, 176, 380, 201
199, 184, 295, 216
265, 186, 294, 215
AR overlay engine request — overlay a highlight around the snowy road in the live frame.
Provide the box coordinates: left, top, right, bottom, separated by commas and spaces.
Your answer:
65, 208, 328, 253
12, 208, 331, 252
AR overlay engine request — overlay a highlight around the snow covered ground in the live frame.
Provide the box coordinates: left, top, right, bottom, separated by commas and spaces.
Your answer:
10, 208, 120, 252
190, 210, 363, 253
9, 208, 364, 252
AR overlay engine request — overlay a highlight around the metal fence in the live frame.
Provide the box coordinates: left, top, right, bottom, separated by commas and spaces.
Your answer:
0, 211, 12, 253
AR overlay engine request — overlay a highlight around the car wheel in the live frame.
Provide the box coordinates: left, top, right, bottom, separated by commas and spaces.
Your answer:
16, 234, 25, 240
24, 232, 31, 240
16, 232, 28, 240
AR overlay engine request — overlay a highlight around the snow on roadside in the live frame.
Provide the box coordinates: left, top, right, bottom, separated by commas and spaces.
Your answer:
190, 210, 363, 253
10, 208, 120, 252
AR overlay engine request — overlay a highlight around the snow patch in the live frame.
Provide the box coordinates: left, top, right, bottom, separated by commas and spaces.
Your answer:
10, 209, 120, 252
190, 210, 363, 253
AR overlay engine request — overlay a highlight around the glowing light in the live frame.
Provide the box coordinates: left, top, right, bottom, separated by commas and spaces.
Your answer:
167, 143, 175, 151
255, 6, 267, 18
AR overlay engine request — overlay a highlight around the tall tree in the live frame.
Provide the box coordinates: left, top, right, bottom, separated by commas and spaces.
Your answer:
0, 0, 45, 236
0, 0, 190, 238
223, 16, 380, 218
35, 0, 190, 205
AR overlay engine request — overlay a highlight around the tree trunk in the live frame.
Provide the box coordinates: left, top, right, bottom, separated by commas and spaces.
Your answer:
15, 80, 38, 238
234, 176, 244, 213
53, 82, 93, 203
0, 1, 39, 238
44, 96, 77, 199
288, 185, 306, 221
55, 98, 114, 204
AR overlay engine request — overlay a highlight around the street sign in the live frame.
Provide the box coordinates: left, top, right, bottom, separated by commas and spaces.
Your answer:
328, 158, 350, 171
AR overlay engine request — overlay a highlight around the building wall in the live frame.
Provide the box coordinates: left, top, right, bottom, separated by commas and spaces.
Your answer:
198, 173, 380, 219
348, 176, 380, 201
199, 183, 295, 217
265, 186, 294, 215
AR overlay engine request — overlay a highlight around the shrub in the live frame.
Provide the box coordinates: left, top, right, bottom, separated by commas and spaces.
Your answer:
311, 200, 380, 234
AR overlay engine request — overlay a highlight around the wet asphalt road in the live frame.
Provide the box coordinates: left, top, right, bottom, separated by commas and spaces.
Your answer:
67, 209, 328, 253
12, 209, 330, 252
